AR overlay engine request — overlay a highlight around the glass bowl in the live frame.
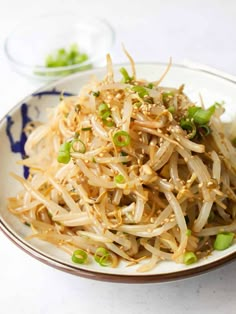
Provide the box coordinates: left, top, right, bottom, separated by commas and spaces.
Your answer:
4, 14, 115, 81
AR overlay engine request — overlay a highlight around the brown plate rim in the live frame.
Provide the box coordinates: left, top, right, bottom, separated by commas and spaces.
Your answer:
1, 219, 235, 283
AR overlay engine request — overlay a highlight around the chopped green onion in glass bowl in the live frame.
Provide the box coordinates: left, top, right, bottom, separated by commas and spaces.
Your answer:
4, 14, 115, 81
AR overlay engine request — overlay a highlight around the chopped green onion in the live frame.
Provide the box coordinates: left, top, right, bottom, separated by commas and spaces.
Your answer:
114, 174, 125, 184
98, 103, 111, 119
168, 106, 175, 114
71, 139, 86, 153
98, 103, 109, 112
145, 97, 154, 104
92, 91, 100, 97
187, 106, 201, 119
180, 105, 216, 139
183, 252, 198, 265
180, 119, 197, 139
45, 55, 54, 67
147, 83, 153, 89
72, 53, 88, 64
81, 127, 92, 131
59, 142, 72, 152
57, 151, 71, 164
213, 232, 234, 251
24, 222, 31, 227
131, 86, 149, 98
68, 43, 77, 55
192, 105, 216, 125
180, 118, 193, 129
57, 142, 72, 164
198, 125, 211, 137
58, 48, 66, 55
162, 91, 174, 103
102, 118, 115, 127
113, 131, 131, 147
120, 67, 132, 83
72, 249, 88, 264
186, 229, 192, 236
45, 43, 89, 69
94, 247, 112, 267
188, 129, 197, 139
133, 102, 142, 108
180, 104, 217, 140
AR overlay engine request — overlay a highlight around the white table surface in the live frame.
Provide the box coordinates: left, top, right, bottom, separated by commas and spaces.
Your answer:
0, 0, 235, 313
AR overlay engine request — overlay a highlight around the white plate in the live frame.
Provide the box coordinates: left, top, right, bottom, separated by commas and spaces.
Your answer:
0, 64, 235, 283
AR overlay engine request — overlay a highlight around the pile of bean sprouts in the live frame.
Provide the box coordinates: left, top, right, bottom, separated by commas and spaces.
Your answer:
8, 53, 236, 271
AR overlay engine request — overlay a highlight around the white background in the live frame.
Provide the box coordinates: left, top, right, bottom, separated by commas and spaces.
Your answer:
0, 0, 235, 313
